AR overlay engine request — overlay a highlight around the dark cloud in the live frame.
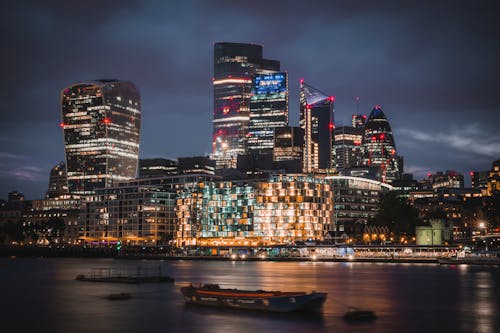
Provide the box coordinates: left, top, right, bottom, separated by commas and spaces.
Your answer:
1, 0, 499, 198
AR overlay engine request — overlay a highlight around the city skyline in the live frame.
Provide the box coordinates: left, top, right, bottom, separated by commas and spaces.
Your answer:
1, 1, 499, 199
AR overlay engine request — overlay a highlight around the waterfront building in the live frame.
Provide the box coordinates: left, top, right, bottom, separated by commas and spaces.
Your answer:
47, 162, 68, 198
178, 156, 216, 175
334, 126, 363, 172
60, 80, 141, 194
23, 205, 81, 245
416, 219, 453, 245
299, 81, 335, 173
81, 175, 215, 245
212, 42, 280, 169
176, 174, 333, 246
248, 72, 288, 153
360, 106, 400, 183
139, 158, 178, 178
326, 176, 393, 241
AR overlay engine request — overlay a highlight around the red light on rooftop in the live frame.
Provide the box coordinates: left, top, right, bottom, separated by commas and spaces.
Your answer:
329, 122, 335, 130
59, 122, 65, 128
427, 172, 431, 177
469, 171, 474, 176
103, 117, 112, 124
362, 115, 367, 119
299, 78, 304, 84
375, 105, 381, 109
329, 96, 335, 102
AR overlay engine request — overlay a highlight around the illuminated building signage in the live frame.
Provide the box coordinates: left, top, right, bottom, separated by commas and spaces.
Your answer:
253, 73, 287, 95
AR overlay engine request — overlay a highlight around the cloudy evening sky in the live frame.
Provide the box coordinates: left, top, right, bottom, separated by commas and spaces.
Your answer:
1, 0, 499, 199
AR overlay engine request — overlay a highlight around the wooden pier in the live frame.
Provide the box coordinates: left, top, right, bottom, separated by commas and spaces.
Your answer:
76, 266, 174, 284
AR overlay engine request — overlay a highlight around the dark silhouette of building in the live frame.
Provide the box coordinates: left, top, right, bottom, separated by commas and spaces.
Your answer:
178, 156, 215, 175
139, 158, 178, 178
47, 161, 68, 198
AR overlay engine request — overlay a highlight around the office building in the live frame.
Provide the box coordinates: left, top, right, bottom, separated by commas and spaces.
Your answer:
139, 158, 178, 178
334, 126, 363, 172
327, 176, 393, 241
212, 42, 280, 169
299, 81, 335, 173
81, 175, 215, 245
248, 72, 288, 153
176, 174, 333, 246
352, 114, 366, 128
60, 80, 141, 194
178, 156, 216, 175
47, 162, 69, 198
360, 106, 400, 183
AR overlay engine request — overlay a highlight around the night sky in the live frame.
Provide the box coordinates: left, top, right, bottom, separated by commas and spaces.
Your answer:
1, 0, 499, 199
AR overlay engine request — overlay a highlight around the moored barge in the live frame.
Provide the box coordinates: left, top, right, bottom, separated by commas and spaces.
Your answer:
180, 284, 327, 313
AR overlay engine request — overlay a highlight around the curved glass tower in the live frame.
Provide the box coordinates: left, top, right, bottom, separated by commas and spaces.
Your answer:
60, 80, 141, 194
361, 105, 399, 182
299, 81, 335, 173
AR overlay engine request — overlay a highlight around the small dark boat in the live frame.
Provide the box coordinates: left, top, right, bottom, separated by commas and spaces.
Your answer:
180, 284, 327, 313
343, 307, 377, 321
107, 293, 132, 301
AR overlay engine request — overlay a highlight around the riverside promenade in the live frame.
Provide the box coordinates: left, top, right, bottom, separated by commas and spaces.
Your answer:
2, 244, 499, 265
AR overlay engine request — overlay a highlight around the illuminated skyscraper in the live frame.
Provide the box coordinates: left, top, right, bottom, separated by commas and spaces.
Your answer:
248, 72, 288, 153
212, 42, 280, 169
360, 105, 399, 183
334, 126, 363, 172
47, 161, 69, 198
61, 80, 141, 194
352, 114, 367, 128
299, 81, 335, 173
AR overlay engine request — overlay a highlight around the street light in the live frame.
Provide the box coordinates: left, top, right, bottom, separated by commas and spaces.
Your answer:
478, 221, 488, 252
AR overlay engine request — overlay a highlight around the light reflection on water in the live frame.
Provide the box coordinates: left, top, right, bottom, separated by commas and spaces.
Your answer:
2, 258, 499, 333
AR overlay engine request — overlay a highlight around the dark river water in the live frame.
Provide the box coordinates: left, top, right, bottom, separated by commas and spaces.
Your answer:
2, 257, 499, 333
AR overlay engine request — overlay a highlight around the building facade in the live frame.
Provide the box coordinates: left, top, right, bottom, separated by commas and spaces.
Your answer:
327, 176, 393, 240
81, 175, 215, 245
334, 126, 363, 172
248, 72, 288, 153
139, 158, 178, 178
212, 43, 280, 169
360, 106, 400, 183
299, 81, 335, 173
47, 162, 69, 198
176, 174, 333, 246
61, 80, 141, 194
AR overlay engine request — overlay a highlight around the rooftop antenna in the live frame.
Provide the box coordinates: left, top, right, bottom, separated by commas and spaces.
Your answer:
355, 96, 360, 115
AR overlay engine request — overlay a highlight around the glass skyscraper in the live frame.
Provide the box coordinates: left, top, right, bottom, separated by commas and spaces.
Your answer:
299, 81, 335, 173
212, 42, 280, 169
248, 72, 288, 153
60, 80, 141, 194
360, 106, 399, 183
